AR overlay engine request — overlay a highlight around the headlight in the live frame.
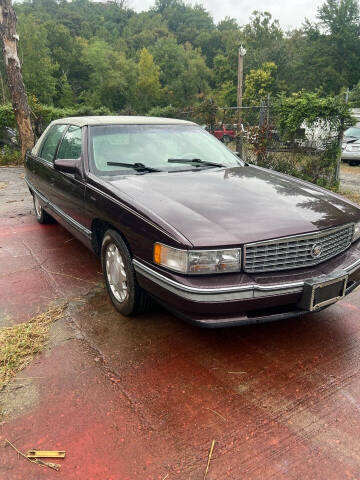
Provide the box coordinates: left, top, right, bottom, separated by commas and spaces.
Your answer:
153, 243, 241, 274
353, 222, 360, 243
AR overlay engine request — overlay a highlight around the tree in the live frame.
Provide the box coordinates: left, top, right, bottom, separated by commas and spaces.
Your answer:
295, 0, 360, 94
135, 48, 162, 112
17, 14, 57, 104
214, 80, 237, 107
153, 0, 214, 45
150, 37, 210, 106
349, 81, 360, 107
317, 0, 360, 87
80, 38, 137, 110
243, 62, 277, 106
243, 11, 288, 76
0, 0, 34, 159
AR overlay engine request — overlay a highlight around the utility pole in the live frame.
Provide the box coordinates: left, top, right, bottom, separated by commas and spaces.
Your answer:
0, 0, 34, 160
236, 45, 246, 157
335, 88, 350, 184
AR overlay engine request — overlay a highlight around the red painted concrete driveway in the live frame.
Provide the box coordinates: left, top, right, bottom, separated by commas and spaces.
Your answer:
1, 167, 360, 479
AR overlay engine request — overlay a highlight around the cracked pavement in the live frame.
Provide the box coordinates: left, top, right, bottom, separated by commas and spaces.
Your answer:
1, 167, 360, 479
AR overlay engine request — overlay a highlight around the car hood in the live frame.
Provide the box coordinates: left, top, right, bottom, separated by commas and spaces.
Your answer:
343, 135, 360, 144
106, 166, 360, 247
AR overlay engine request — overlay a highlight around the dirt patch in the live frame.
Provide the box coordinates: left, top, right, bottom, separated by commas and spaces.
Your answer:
340, 164, 360, 194
0, 182, 7, 190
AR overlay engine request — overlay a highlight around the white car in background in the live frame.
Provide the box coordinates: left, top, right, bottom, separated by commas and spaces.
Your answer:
342, 126, 360, 166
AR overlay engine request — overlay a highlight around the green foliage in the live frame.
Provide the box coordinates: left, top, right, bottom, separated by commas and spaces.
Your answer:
244, 90, 352, 189
243, 62, 277, 106
7, 0, 360, 114
349, 81, 360, 107
273, 91, 353, 136
193, 96, 218, 126
17, 14, 57, 104
136, 48, 163, 112
245, 123, 341, 189
214, 81, 237, 107
0, 103, 16, 129
147, 105, 178, 117
0, 146, 21, 166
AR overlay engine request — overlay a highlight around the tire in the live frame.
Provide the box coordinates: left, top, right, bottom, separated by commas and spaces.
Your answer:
349, 160, 359, 166
222, 135, 231, 145
101, 229, 152, 316
33, 193, 53, 224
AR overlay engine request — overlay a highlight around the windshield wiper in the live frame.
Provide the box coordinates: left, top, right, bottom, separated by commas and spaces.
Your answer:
168, 158, 225, 168
107, 162, 160, 172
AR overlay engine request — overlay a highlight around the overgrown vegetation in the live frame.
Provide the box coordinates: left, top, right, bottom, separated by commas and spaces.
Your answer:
0, 146, 21, 166
241, 91, 354, 189
0, 304, 65, 389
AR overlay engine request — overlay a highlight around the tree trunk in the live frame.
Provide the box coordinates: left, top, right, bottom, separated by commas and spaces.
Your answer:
0, 0, 34, 160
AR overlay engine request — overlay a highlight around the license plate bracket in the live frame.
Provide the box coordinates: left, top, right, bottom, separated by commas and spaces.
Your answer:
298, 271, 348, 311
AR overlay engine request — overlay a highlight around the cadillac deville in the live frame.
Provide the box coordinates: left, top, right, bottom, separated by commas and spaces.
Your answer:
25, 116, 360, 328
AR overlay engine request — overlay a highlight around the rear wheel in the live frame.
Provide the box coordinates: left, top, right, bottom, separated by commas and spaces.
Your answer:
349, 160, 359, 166
101, 229, 152, 316
222, 135, 231, 145
33, 193, 53, 224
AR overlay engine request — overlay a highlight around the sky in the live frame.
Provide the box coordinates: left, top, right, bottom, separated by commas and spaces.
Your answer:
128, 0, 324, 29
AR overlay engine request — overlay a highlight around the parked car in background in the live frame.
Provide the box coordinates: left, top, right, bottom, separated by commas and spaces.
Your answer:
212, 124, 236, 144
342, 126, 360, 165
25, 116, 360, 328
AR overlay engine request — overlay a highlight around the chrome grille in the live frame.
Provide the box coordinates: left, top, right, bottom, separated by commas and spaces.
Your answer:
244, 224, 354, 273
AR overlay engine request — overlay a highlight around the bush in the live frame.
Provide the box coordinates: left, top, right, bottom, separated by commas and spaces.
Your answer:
0, 145, 22, 166
147, 105, 178, 118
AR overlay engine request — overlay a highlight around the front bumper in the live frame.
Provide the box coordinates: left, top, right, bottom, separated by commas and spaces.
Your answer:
134, 242, 360, 328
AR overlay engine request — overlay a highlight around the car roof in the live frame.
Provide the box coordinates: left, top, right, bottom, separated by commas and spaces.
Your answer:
51, 116, 196, 127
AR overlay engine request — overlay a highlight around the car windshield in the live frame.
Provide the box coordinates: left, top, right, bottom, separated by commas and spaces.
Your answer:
88, 124, 242, 175
344, 127, 360, 138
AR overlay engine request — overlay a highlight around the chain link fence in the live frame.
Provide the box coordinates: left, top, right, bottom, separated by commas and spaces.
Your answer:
178, 103, 342, 190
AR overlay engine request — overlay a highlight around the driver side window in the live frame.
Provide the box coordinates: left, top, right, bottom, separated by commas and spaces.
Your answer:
57, 126, 82, 160
40, 124, 66, 163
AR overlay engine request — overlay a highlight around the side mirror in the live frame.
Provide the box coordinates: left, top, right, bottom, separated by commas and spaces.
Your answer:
54, 158, 80, 174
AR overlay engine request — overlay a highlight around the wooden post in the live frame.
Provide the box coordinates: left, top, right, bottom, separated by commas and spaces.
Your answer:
0, 0, 34, 160
236, 45, 246, 158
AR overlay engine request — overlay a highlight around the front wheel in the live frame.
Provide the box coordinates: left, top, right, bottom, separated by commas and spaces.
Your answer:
101, 229, 152, 316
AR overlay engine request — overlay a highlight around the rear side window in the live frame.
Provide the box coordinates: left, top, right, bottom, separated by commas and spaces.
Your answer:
40, 124, 67, 162
57, 126, 82, 160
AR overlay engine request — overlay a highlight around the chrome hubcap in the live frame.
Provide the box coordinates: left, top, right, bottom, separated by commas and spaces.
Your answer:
106, 243, 128, 303
34, 195, 42, 218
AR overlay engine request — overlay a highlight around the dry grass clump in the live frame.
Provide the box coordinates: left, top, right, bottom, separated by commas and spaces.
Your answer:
0, 304, 65, 389
341, 164, 360, 175
340, 190, 360, 205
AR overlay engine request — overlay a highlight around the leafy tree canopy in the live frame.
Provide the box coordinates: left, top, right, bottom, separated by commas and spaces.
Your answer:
2, 0, 357, 113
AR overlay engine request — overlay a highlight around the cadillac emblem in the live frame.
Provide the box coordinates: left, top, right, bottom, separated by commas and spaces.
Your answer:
311, 243, 322, 259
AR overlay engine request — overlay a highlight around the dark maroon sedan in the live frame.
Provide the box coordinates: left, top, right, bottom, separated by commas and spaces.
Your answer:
25, 116, 360, 328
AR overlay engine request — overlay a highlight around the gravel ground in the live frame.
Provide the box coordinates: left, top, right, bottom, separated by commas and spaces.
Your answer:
0, 166, 33, 218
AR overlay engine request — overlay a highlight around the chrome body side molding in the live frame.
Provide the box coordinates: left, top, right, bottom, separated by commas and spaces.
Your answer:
25, 178, 92, 239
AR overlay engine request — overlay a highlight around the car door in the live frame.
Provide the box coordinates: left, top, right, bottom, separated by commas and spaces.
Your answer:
27, 124, 67, 200
50, 125, 89, 233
